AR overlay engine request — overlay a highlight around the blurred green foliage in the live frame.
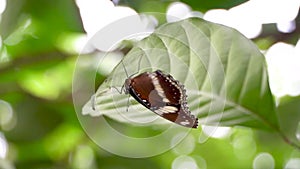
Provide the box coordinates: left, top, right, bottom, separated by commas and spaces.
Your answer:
0, 0, 299, 169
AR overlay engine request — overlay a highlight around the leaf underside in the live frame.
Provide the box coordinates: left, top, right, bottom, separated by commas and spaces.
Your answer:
83, 18, 278, 131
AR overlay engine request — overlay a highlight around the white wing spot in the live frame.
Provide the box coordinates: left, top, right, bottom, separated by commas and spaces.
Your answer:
154, 109, 164, 115
151, 74, 170, 102
155, 106, 178, 114
180, 121, 190, 125
162, 106, 178, 113
163, 98, 169, 102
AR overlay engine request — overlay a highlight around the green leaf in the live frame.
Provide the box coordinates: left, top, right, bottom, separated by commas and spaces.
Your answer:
84, 18, 278, 131
277, 96, 300, 147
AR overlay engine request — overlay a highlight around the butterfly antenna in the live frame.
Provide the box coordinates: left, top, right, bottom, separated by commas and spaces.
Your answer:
121, 61, 129, 78
110, 86, 123, 94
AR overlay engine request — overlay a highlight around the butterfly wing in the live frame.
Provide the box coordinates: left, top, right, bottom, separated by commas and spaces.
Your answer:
128, 71, 198, 128
155, 70, 198, 128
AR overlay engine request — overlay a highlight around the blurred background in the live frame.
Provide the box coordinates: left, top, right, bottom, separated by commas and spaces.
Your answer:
0, 0, 300, 168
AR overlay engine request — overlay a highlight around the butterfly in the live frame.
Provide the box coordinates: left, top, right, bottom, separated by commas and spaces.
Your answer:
124, 70, 198, 128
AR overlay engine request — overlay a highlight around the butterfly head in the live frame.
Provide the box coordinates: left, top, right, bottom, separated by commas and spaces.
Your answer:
124, 78, 132, 94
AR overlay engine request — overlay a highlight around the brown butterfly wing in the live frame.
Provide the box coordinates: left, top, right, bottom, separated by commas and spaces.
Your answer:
127, 70, 198, 128
155, 70, 198, 128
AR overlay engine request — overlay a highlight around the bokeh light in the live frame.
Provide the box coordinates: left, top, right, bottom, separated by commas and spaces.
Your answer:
265, 42, 300, 98
204, 0, 300, 38
277, 20, 296, 33
231, 128, 256, 160
76, 0, 132, 37
171, 132, 195, 155
55, 33, 91, 54
285, 158, 300, 169
202, 126, 231, 139
166, 2, 203, 23
0, 132, 8, 158
172, 155, 198, 169
166, 2, 191, 22
193, 155, 207, 169
296, 122, 300, 141
70, 145, 95, 169
204, 8, 262, 38
0, 0, 6, 14
198, 126, 231, 144
0, 100, 15, 131
253, 153, 275, 169
76, 0, 157, 52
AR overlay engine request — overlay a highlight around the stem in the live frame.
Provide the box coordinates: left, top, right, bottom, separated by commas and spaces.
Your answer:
278, 131, 300, 151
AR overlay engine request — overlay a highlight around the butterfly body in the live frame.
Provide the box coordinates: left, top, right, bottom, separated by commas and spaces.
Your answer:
124, 70, 198, 128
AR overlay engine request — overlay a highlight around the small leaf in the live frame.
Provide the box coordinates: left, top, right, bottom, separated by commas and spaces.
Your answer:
84, 18, 278, 130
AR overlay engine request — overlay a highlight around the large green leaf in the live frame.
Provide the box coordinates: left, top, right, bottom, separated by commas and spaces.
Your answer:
83, 18, 278, 131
